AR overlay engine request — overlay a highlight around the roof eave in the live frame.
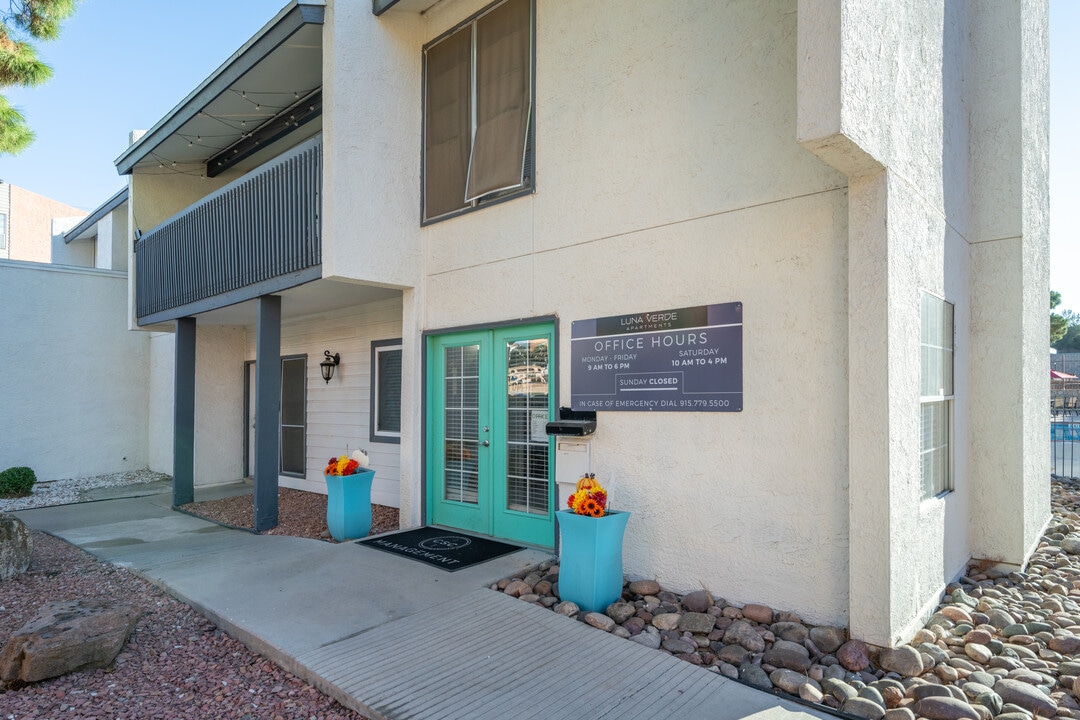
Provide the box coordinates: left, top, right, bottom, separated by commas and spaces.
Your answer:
63, 187, 129, 243
113, 0, 325, 176
373, 0, 441, 16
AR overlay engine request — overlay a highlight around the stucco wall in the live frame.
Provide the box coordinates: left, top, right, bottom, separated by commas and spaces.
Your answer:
378, 0, 851, 624
148, 332, 175, 474
318, 0, 1047, 640
797, 0, 1049, 645
966, 0, 1051, 568
94, 210, 129, 272
50, 217, 94, 268
321, 0, 423, 288
0, 261, 149, 478
143, 326, 246, 487
194, 326, 247, 486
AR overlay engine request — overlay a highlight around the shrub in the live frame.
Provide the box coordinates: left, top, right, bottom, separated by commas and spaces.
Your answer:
0, 466, 36, 497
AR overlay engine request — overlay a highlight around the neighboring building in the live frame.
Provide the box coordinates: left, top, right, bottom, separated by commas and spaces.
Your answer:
113, 0, 1049, 648
60, 188, 130, 271
0, 182, 86, 264
0, 187, 147, 481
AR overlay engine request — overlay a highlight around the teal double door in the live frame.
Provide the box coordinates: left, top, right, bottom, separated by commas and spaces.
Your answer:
427, 322, 555, 548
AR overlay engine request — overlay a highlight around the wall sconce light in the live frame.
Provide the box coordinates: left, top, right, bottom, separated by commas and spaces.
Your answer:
320, 351, 340, 384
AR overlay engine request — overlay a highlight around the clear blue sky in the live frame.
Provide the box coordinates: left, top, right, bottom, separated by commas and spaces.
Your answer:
1, 0, 1077, 313
1, 0, 282, 207
1050, 0, 1079, 314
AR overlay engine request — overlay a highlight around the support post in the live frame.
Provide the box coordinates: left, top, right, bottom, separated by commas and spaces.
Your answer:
173, 317, 196, 507
254, 295, 281, 531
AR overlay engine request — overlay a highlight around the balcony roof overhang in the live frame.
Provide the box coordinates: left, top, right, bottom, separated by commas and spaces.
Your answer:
114, 0, 324, 177
373, 0, 442, 15
63, 187, 128, 243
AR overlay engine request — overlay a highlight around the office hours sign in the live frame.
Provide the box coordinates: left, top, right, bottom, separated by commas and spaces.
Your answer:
570, 302, 742, 412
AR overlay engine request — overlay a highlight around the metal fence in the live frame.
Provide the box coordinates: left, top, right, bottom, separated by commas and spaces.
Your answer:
1051, 353, 1080, 377
1053, 420, 1080, 478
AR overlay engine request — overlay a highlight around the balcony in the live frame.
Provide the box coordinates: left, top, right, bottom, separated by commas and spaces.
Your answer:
134, 136, 322, 325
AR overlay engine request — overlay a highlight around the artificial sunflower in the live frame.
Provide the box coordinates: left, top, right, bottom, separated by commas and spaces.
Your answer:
567, 476, 610, 518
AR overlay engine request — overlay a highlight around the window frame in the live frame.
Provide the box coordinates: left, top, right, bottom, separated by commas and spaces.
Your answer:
420, 0, 536, 225
919, 292, 955, 499
279, 354, 308, 478
370, 339, 403, 444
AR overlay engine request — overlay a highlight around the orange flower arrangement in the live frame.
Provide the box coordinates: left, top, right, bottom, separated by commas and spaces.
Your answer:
324, 449, 370, 476
567, 473, 608, 517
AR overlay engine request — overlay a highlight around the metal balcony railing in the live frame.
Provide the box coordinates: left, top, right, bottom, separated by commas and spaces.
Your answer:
134, 136, 321, 323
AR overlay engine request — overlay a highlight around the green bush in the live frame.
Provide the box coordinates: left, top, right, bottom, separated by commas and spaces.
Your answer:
0, 466, 36, 497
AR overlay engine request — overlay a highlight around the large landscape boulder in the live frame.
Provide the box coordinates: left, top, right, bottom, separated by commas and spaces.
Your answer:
0, 512, 32, 579
0, 599, 140, 684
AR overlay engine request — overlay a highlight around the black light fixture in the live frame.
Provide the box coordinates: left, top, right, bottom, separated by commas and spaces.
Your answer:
320, 351, 340, 384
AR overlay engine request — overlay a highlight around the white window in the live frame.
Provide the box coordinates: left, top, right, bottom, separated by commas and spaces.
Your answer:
0, 213, 7, 251
422, 0, 534, 223
920, 293, 954, 498
371, 340, 402, 443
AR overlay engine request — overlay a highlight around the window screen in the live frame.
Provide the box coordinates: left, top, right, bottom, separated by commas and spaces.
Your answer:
371, 340, 403, 443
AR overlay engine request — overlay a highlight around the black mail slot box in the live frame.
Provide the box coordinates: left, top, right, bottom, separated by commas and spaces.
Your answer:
546, 408, 597, 436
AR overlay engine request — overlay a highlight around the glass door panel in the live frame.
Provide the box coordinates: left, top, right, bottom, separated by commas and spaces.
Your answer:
427, 323, 555, 548
504, 338, 549, 514
442, 344, 480, 504
492, 326, 555, 547
430, 333, 491, 535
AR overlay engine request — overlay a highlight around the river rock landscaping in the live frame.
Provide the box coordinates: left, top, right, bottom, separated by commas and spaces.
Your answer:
495, 474, 1080, 720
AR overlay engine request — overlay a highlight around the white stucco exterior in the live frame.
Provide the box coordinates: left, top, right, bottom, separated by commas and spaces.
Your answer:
0, 261, 150, 478
148, 332, 175, 474
113, 0, 1049, 647
50, 217, 94, 267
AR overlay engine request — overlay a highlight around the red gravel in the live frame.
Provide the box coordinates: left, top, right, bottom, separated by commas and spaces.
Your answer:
0, 531, 373, 718
180, 488, 399, 541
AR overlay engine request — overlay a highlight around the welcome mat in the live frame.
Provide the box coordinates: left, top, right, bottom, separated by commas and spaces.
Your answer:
357, 527, 523, 572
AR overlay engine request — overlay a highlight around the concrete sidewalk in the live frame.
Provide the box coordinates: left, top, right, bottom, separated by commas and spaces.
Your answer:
15, 489, 834, 720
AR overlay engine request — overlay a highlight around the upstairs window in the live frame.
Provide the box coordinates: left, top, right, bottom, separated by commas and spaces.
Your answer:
920, 293, 954, 499
423, 0, 534, 223
0, 213, 7, 250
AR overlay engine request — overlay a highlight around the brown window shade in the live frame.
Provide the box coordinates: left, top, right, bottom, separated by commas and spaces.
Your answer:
424, 27, 472, 220
465, 0, 531, 202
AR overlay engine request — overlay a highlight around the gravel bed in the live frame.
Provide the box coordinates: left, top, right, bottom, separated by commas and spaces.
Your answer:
181, 490, 400, 541
496, 474, 1080, 720
0, 469, 170, 512
1, 471, 398, 718
0, 531, 370, 719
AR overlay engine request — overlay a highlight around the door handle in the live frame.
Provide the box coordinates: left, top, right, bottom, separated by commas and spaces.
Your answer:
481, 440, 490, 447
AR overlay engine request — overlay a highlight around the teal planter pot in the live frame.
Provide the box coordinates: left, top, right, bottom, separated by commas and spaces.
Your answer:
556, 509, 630, 612
325, 469, 375, 541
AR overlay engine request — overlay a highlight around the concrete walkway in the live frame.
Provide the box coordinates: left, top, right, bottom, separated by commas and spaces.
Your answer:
15, 488, 834, 720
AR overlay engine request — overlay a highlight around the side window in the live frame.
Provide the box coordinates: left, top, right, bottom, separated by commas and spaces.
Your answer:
422, 0, 534, 223
0, 213, 7, 251
371, 339, 402, 443
920, 293, 954, 498
280, 355, 307, 476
